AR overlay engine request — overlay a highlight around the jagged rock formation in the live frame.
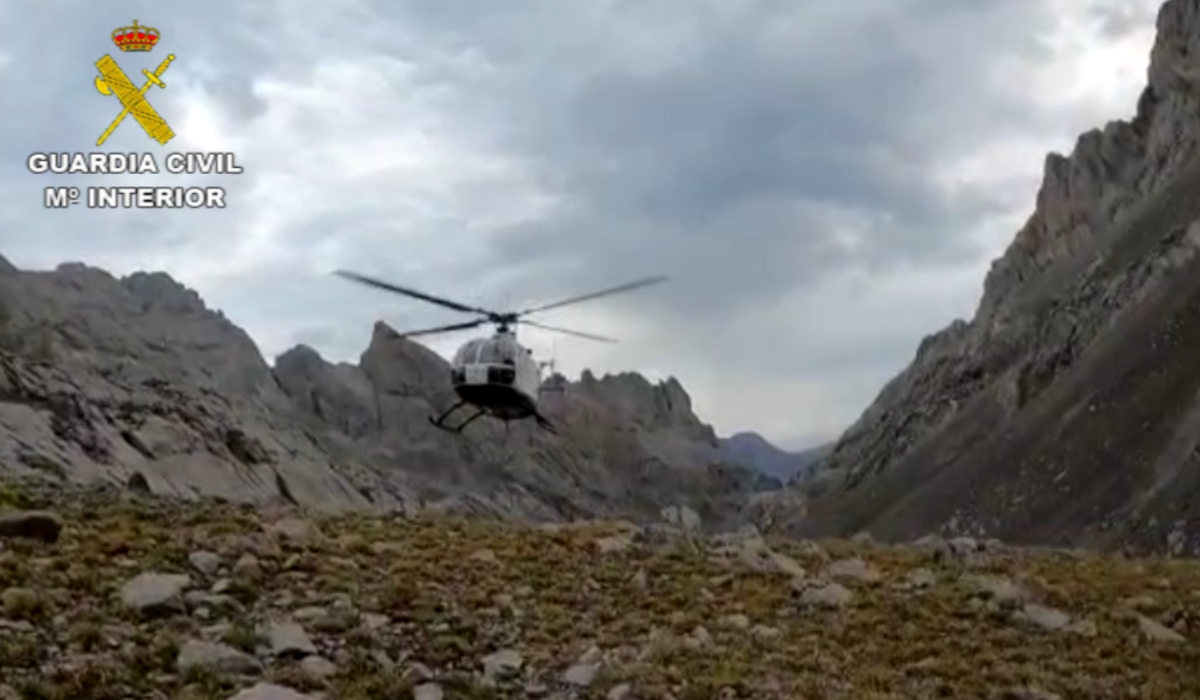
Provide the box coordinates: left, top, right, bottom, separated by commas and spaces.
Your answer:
0, 260, 385, 511
273, 328, 770, 528
0, 257, 766, 527
793, 0, 1200, 555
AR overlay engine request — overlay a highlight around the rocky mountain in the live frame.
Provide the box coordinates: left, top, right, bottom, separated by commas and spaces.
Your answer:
717, 432, 830, 482
0, 255, 769, 528
789, 0, 1200, 555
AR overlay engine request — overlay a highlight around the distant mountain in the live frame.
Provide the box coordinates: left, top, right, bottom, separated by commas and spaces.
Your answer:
718, 432, 831, 482
789, 443, 836, 482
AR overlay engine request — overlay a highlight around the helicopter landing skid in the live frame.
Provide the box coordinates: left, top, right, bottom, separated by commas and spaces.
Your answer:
428, 401, 486, 433
427, 400, 559, 435
532, 409, 558, 435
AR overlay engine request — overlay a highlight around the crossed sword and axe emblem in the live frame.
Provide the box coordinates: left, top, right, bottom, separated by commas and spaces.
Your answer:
93, 53, 176, 146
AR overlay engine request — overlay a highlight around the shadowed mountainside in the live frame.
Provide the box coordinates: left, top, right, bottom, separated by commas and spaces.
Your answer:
788, 0, 1200, 556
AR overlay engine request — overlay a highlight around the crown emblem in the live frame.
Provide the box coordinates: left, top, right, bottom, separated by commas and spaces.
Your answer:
111, 20, 159, 52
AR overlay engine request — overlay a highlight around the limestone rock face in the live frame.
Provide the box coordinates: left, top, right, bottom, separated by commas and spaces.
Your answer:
796, 0, 1200, 554
0, 263, 390, 511
273, 344, 379, 440
0, 259, 766, 527
576, 370, 716, 443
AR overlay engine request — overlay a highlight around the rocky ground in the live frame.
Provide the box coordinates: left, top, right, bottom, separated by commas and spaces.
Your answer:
0, 482, 1198, 699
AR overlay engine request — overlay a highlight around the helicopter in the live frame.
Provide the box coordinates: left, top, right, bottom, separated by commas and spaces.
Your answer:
334, 270, 667, 434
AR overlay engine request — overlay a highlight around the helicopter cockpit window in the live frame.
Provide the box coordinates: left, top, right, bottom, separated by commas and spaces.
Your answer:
477, 340, 517, 365
454, 340, 484, 365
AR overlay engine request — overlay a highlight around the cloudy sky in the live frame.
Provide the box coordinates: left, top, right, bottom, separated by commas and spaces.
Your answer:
0, 0, 1163, 449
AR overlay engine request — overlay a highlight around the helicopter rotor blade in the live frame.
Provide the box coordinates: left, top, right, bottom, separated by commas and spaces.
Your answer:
520, 319, 617, 343
335, 270, 498, 317
397, 319, 488, 338
516, 275, 668, 316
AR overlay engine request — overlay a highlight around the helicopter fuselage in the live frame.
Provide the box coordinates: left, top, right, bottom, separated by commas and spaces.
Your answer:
448, 331, 542, 420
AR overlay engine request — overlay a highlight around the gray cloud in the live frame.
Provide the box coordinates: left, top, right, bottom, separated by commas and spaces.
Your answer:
1090, 0, 1161, 38
0, 0, 1163, 448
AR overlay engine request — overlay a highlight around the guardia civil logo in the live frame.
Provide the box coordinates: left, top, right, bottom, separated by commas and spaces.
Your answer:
26, 19, 242, 210
94, 20, 176, 146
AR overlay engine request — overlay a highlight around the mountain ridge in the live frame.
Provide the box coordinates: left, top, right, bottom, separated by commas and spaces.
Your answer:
0, 257, 775, 529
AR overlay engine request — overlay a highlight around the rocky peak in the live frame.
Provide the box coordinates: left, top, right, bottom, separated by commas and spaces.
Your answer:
576, 370, 715, 442
275, 343, 324, 371
977, 0, 1200, 331
273, 344, 379, 440
1149, 0, 1200, 94
358, 321, 450, 400
54, 261, 99, 274
0, 260, 274, 397
122, 271, 208, 314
